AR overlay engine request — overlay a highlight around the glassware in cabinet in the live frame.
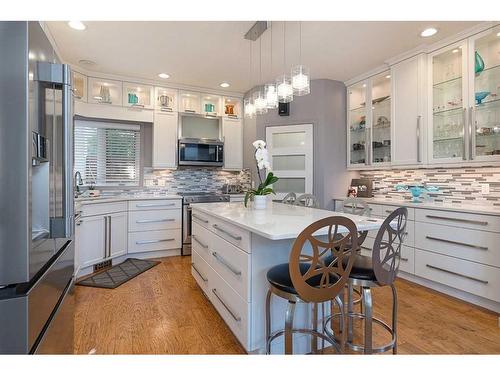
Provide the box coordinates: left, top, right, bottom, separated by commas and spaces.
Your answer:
223, 97, 241, 118
201, 94, 221, 116
88, 77, 122, 106
470, 26, 500, 160
179, 91, 201, 114
72, 71, 87, 102
122, 82, 154, 109
371, 71, 392, 164
348, 82, 368, 166
155, 87, 178, 112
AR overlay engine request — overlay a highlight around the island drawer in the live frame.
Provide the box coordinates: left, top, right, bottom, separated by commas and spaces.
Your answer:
208, 216, 251, 253
191, 249, 210, 295
382, 205, 415, 221
192, 210, 212, 230
129, 199, 181, 211
128, 229, 181, 253
208, 232, 250, 302
128, 209, 181, 232
415, 209, 500, 233
360, 240, 414, 275
415, 249, 500, 302
366, 219, 414, 247
192, 222, 212, 264
81, 201, 127, 217
209, 269, 250, 350
415, 222, 500, 267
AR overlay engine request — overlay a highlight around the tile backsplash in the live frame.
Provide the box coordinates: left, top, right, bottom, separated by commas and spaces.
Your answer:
142, 167, 251, 193
360, 167, 500, 206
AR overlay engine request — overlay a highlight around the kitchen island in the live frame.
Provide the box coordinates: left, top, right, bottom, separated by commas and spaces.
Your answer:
190, 201, 386, 354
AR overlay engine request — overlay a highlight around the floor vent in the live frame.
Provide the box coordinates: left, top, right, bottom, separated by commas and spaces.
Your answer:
93, 259, 112, 272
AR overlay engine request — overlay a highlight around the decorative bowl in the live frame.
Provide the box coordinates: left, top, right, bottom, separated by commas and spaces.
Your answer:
475, 91, 490, 104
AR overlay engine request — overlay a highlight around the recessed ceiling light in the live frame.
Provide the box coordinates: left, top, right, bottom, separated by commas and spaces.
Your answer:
362, 83, 366, 88
220, 82, 230, 88
452, 49, 459, 54
158, 73, 170, 79
497, 32, 500, 37
385, 75, 391, 79
68, 21, 86, 31
420, 28, 438, 37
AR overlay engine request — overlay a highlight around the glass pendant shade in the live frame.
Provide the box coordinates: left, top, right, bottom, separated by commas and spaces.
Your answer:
244, 97, 256, 118
252, 89, 268, 115
276, 74, 294, 103
291, 65, 310, 96
264, 83, 279, 109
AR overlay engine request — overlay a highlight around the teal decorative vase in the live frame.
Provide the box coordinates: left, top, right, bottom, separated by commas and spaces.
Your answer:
475, 51, 485, 74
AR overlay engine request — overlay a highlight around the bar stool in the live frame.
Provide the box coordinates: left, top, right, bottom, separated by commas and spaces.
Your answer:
265, 216, 359, 354
281, 192, 297, 205
333, 207, 408, 354
295, 193, 319, 208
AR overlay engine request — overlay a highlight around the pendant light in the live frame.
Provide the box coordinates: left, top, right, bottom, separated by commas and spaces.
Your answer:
291, 22, 310, 96
276, 22, 293, 103
265, 22, 278, 109
244, 40, 256, 118
253, 37, 268, 115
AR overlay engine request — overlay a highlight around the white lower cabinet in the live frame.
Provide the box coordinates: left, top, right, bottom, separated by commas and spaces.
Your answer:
128, 229, 181, 253
109, 212, 128, 258
191, 249, 210, 295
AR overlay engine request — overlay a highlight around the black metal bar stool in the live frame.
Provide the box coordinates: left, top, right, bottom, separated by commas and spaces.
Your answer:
265, 216, 359, 354
341, 207, 408, 354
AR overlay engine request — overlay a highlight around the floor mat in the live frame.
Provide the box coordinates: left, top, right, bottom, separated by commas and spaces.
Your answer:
76, 258, 160, 289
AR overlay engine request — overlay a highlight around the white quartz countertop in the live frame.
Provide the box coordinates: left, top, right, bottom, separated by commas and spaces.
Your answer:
191, 202, 385, 240
332, 196, 500, 216
76, 193, 181, 205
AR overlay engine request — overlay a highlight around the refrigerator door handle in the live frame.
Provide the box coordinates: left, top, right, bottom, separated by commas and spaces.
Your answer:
62, 65, 74, 238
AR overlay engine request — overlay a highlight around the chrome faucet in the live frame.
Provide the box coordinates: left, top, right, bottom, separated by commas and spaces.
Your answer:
74, 171, 83, 196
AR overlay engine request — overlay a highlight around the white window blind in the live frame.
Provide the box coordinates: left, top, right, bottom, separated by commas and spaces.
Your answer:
74, 120, 141, 186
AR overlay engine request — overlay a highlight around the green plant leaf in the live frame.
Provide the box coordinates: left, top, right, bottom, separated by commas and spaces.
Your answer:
244, 191, 254, 207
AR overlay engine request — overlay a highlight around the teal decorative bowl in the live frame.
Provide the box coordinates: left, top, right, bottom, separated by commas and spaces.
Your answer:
475, 91, 490, 104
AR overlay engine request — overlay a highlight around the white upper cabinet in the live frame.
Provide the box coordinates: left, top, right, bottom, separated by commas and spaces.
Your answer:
222, 117, 243, 170
155, 87, 178, 112
371, 71, 392, 166
122, 82, 154, 109
72, 71, 87, 102
391, 53, 427, 166
223, 97, 242, 119
179, 91, 201, 114
153, 111, 178, 169
348, 81, 369, 167
88, 77, 123, 106
201, 94, 222, 117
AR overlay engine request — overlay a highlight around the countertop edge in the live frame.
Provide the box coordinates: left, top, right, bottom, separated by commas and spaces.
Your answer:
76, 195, 182, 205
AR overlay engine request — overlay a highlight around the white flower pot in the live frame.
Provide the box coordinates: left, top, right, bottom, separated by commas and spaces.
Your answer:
253, 195, 267, 210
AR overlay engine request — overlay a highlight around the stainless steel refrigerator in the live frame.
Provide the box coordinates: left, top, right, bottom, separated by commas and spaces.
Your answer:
0, 21, 75, 354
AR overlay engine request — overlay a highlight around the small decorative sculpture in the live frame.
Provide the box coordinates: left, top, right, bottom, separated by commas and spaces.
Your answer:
395, 184, 439, 203
475, 51, 485, 75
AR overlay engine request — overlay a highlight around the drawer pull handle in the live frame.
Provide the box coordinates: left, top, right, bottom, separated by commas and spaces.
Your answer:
400, 257, 409, 262
192, 214, 209, 223
425, 264, 488, 285
192, 235, 208, 249
212, 288, 241, 322
191, 263, 208, 282
136, 238, 175, 245
425, 215, 488, 226
212, 252, 242, 276
136, 218, 175, 224
212, 224, 242, 240
361, 245, 372, 251
135, 203, 176, 208
426, 236, 488, 251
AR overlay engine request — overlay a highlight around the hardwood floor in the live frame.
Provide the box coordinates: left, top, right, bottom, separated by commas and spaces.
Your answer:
74, 256, 500, 354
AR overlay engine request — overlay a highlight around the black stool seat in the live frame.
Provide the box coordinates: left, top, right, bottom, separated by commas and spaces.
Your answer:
323, 254, 376, 281
267, 263, 339, 295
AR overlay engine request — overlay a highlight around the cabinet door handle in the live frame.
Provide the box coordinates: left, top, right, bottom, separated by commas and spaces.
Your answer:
192, 214, 209, 223
400, 257, 409, 262
131, 103, 145, 108
192, 235, 208, 249
469, 106, 475, 160
160, 107, 173, 112
191, 263, 208, 282
416, 115, 421, 163
212, 288, 241, 322
425, 236, 488, 251
360, 245, 372, 251
184, 109, 196, 113
136, 218, 175, 224
462, 108, 467, 160
212, 252, 242, 276
104, 216, 108, 258
426, 264, 488, 285
108, 216, 112, 258
135, 203, 176, 208
135, 238, 175, 245
425, 215, 488, 226
212, 224, 242, 240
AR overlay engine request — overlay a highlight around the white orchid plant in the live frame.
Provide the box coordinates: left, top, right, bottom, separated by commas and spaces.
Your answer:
244, 140, 279, 207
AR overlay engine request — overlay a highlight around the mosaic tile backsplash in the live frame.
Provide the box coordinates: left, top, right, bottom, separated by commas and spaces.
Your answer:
360, 167, 500, 206
142, 167, 252, 193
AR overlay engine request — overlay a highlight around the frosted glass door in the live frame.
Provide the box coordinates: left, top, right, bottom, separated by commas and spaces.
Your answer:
348, 82, 368, 165
371, 72, 391, 164
471, 26, 500, 161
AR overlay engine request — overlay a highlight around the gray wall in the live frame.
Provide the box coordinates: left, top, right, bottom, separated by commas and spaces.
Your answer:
243, 79, 359, 209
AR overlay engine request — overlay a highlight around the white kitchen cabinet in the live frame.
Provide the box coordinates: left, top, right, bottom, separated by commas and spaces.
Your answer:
152, 111, 178, 169
72, 71, 87, 102
88, 77, 123, 106
179, 91, 201, 114
109, 212, 128, 258
222, 117, 243, 170
122, 82, 154, 109
223, 97, 242, 119
391, 53, 427, 166
200, 94, 222, 117
154, 87, 178, 112
78, 215, 106, 268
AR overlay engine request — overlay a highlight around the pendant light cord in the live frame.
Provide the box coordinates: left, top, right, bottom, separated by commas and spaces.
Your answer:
299, 21, 302, 64
283, 22, 286, 71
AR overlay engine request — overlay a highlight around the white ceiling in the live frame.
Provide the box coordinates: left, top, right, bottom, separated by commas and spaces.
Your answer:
47, 21, 481, 93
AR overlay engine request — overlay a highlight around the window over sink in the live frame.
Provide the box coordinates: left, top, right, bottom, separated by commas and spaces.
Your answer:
74, 120, 141, 187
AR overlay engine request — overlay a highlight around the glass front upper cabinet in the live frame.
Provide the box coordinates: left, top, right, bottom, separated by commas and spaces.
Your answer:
429, 41, 468, 162
88, 77, 123, 106
155, 87, 178, 112
348, 81, 368, 166
72, 71, 87, 102
179, 91, 201, 114
200, 94, 222, 117
122, 82, 154, 109
223, 97, 242, 118
470, 25, 500, 161
371, 71, 392, 164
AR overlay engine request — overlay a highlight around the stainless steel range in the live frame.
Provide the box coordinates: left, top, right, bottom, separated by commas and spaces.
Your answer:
180, 192, 230, 255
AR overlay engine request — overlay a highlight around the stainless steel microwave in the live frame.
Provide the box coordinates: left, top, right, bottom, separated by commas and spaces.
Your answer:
178, 138, 224, 167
